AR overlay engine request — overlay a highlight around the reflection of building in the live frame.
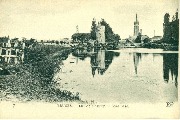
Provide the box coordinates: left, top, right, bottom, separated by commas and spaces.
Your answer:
90, 50, 120, 77
96, 23, 105, 44
91, 50, 106, 76
133, 53, 141, 74
134, 14, 139, 37
97, 50, 105, 69
163, 53, 178, 87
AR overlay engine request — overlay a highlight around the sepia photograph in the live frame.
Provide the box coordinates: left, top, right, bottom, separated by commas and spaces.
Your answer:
0, 0, 179, 119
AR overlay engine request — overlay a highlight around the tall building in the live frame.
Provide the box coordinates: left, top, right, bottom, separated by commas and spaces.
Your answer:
96, 22, 105, 44
134, 14, 139, 37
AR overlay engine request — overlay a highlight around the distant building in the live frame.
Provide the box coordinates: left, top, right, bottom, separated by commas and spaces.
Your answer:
0, 36, 24, 64
150, 36, 162, 42
127, 14, 141, 43
134, 14, 139, 37
96, 22, 105, 44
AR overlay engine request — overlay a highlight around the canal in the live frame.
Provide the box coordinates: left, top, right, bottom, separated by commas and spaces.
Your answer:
54, 48, 178, 103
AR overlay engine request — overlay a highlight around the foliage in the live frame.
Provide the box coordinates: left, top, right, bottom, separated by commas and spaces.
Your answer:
143, 38, 150, 43
100, 19, 120, 43
134, 34, 141, 43
90, 18, 97, 40
71, 33, 91, 43
164, 13, 170, 24
163, 10, 179, 45
0, 44, 81, 102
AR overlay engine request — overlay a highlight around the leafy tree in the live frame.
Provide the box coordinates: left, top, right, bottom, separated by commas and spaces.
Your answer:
164, 13, 170, 24
90, 18, 97, 40
71, 33, 90, 43
100, 19, 120, 43
163, 10, 179, 45
55, 41, 59, 44
134, 34, 141, 43
143, 38, 150, 43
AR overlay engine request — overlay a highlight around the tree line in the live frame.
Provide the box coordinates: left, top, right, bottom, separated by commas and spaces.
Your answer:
71, 18, 121, 44
163, 10, 179, 45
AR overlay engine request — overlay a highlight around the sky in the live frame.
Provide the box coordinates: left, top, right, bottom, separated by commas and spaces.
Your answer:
0, 0, 179, 40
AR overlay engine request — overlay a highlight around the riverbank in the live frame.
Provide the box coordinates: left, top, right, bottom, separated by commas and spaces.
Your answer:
0, 44, 82, 102
140, 43, 178, 51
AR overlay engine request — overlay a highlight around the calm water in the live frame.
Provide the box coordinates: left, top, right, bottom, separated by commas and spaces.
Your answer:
54, 48, 178, 103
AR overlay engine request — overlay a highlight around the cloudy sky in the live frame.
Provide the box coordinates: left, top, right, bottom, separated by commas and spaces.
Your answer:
0, 0, 178, 40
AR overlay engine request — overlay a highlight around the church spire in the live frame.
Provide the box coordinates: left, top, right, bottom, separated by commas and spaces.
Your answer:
134, 13, 139, 36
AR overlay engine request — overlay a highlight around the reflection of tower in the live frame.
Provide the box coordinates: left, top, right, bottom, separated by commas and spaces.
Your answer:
96, 23, 105, 44
133, 53, 141, 74
97, 50, 105, 70
76, 25, 79, 33
90, 50, 119, 77
90, 50, 106, 76
134, 14, 139, 37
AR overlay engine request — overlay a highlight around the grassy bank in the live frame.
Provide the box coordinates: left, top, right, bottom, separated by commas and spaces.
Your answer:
0, 44, 81, 102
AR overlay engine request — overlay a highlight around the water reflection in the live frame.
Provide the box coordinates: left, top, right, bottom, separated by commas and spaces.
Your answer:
72, 48, 89, 60
72, 48, 120, 76
91, 50, 120, 76
57, 48, 178, 103
133, 53, 141, 74
163, 53, 178, 87
71, 48, 178, 87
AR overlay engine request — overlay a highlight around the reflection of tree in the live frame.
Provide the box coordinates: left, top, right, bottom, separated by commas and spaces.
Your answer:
72, 48, 88, 60
133, 53, 141, 74
90, 50, 120, 76
163, 53, 178, 87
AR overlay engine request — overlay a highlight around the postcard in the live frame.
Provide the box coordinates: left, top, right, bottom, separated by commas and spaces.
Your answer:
0, 0, 179, 119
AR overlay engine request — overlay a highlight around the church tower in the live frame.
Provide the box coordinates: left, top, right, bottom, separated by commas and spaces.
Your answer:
134, 14, 139, 37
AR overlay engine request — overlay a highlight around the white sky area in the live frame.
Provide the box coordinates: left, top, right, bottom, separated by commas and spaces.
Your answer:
0, 0, 179, 40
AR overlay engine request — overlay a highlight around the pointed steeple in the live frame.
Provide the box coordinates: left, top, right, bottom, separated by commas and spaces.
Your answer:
134, 13, 139, 36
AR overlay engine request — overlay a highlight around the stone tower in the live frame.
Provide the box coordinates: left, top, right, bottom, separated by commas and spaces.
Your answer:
134, 14, 139, 37
96, 22, 105, 44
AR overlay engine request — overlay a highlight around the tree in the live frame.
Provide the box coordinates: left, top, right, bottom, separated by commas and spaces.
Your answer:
100, 19, 120, 43
134, 34, 141, 43
71, 33, 90, 43
55, 41, 59, 44
90, 18, 97, 40
143, 38, 150, 43
164, 13, 170, 24
163, 10, 179, 45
